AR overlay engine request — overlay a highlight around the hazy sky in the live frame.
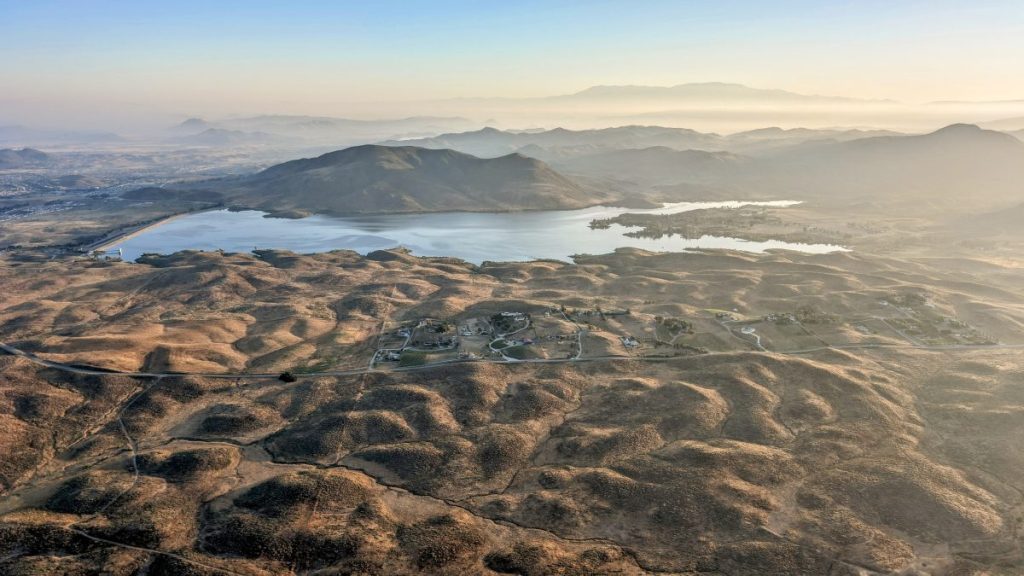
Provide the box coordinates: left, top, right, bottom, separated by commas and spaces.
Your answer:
2, 0, 1023, 129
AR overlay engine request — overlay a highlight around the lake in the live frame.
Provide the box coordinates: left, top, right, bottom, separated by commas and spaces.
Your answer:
112, 201, 846, 263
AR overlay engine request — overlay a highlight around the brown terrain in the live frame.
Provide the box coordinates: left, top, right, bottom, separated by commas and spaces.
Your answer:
3, 242, 1024, 575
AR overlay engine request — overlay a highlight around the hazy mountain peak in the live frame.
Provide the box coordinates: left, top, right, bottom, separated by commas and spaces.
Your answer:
933, 123, 983, 134
178, 117, 209, 128
924, 123, 1023, 146
563, 82, 873, 104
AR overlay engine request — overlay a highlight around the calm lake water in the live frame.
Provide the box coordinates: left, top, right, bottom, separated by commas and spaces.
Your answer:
113, 201, 846, 264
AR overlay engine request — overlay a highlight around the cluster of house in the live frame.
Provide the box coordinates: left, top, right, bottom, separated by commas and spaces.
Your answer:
411, 337, 456, 349
568, 308, 631, 320
763, 312, 797, 324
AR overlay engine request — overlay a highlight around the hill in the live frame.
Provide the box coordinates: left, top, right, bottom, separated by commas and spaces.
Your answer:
506, 124, 1024, 209
549, 146, 745, 189
951, 202, 1024, 237
0, 147, 50, 168
220, 144, 600, 215
750, 124, 1024, 209
47, 174, 106, 190
725, 126, 901, 152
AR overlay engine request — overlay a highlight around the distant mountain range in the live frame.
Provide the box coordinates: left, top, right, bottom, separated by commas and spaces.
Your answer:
551, 82, 890, 104
381, 125, 899, 159
381, 126, 720, 158
137, 123, 1024, 218
449, 82, 893, 107
0, 147, 50, 169
213, 144, 598, 215
440, 123, 1024, 210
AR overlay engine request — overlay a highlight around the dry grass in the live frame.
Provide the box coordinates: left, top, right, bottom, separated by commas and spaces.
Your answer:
2, 248, 1024, 573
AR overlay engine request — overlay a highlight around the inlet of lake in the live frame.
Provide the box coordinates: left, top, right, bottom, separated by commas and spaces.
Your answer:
112, 201, 846, 264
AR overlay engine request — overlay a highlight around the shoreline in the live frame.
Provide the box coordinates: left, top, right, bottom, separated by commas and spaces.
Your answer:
83, 199, 840, 264
251, 198, 795, 221
84, 207, 220, 253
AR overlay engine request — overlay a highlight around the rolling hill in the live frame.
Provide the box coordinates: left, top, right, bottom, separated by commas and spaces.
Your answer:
220, 144, 601, 215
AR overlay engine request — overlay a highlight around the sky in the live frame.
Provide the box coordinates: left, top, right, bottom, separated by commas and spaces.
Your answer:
2, 0, 1023, 129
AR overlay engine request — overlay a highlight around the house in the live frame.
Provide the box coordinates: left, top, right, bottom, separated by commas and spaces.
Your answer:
90, 248, 123, 261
